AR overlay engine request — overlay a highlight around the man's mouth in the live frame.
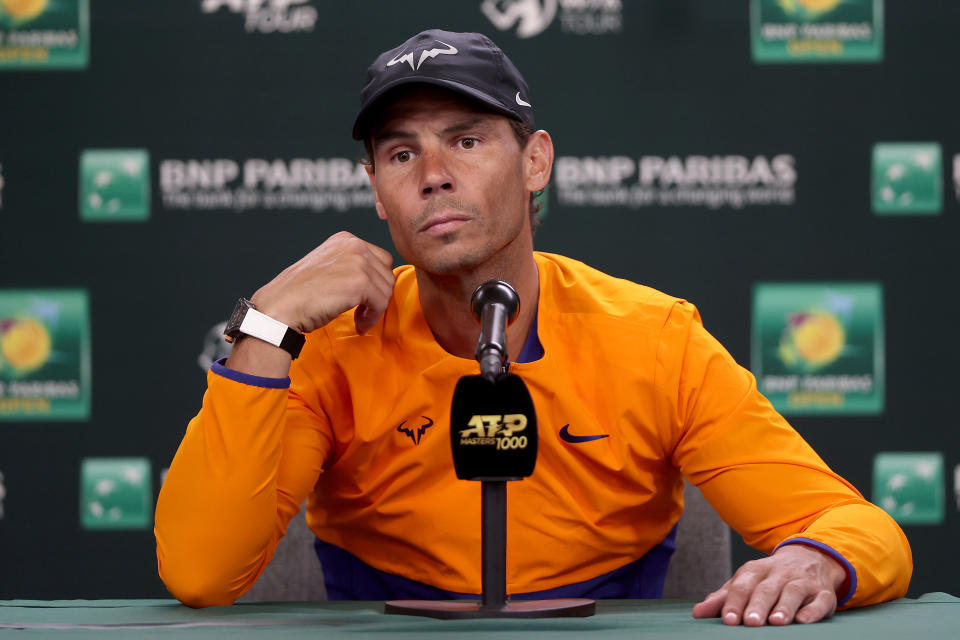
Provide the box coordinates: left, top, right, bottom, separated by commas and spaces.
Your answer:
419, 213, 471, 235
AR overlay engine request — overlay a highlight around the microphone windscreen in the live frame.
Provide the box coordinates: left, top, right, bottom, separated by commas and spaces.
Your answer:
450, 373, 538, 481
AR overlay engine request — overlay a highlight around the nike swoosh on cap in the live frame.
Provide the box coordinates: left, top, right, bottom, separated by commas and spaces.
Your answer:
559, 424, 609, 443
515, 91, 531, 107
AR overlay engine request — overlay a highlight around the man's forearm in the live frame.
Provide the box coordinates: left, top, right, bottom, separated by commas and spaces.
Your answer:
155, 373, 289, 607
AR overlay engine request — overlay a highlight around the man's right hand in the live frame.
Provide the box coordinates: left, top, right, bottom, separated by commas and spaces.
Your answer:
225, 232, 395, 377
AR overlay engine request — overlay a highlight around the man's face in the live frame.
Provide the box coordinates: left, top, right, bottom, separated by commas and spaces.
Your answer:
367, 86, 532, 276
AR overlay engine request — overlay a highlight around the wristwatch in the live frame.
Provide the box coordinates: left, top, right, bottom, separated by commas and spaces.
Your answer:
223, 298, 305, 360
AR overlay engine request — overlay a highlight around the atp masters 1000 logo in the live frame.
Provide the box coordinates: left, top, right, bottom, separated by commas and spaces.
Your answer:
751, 0, 883, 63
0, 290, 90, 420
0, 0, 88, 69
752, 283, 883, 415
459, 413, 530, 450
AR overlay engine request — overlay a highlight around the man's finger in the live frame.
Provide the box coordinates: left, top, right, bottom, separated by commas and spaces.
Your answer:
363, 240, 395, 271
354, 304, 381, 335
766, 580, 810, 626
794, 590, 837, 624
720, 570, 765, 625
691, 588, 727, 619
742, 576, 788, 627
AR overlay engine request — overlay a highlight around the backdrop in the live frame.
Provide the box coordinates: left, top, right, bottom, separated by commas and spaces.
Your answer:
0, 0, 957, 600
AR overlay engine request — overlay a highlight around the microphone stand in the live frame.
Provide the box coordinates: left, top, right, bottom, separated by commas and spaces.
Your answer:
385, 281, 595, 619
474, 282, 512, 610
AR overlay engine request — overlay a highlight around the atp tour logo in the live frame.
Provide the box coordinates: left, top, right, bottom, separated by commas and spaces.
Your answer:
460, 414, 530, 450
953, 154, 960, 202
481, 0, 623, 38
201, 0, 317, 34
160, 157, 374, 213
955, 464, 960, 512
197, 321, 231, 371
555, 154, 797, 210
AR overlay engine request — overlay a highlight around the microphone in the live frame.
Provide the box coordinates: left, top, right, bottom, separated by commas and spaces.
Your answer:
471, 280, 520, 381
454, 279, 535, 480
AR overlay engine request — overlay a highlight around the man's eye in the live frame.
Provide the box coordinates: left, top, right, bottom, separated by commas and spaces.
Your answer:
394, 150, 412, 163
459, 138, 478, 150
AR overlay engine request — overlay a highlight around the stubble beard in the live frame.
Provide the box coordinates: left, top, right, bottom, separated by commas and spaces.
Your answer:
394, 196, 512, 276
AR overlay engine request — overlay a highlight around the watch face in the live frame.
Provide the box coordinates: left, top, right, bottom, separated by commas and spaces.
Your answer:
224, 298, 254, 341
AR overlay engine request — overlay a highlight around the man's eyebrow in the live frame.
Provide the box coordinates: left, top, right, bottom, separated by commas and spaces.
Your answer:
374, 129, 416, 145
439, 118, 493, 135
375, 118, 494, 145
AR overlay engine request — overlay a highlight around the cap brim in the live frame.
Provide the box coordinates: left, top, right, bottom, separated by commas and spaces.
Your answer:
352, 76, 522, 141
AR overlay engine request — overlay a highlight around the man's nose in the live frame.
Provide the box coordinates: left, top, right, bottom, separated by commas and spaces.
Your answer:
419, 149, 454, 197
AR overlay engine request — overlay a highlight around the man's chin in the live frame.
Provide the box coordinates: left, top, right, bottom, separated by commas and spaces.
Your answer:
412, 245, 491, 277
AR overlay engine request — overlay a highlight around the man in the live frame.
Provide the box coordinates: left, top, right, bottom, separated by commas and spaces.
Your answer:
155, 29, 911, 625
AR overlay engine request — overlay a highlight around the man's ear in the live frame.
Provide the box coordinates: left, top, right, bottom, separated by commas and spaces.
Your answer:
365, 165, 388, 221
523, 130, 554, 193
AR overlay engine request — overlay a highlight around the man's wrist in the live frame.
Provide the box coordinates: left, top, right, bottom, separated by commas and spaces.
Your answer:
250, 291, 303, 333
776, 541, 848, 592
224, 333, 293, 379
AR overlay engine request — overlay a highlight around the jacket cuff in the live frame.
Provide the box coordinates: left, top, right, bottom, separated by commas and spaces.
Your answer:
210, 357, 290, 389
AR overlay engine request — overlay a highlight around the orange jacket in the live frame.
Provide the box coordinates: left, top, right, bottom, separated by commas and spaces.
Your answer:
155, 252, 911, 607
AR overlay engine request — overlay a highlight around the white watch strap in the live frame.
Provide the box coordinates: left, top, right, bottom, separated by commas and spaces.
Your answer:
238, 308, 289, 347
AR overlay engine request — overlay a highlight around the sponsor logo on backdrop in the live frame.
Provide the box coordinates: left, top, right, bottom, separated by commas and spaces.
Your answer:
201, 0, 317, 34
873, 452, 944, 525
80, 458, 152, 530
0, 469, 5, 519
952, 154, 960, 202
0, 0, 88, 69
872, 143, 942, 215
751, 0, 883, 63
160, 158, 374, 213
79, 149, 151, 222
481, 0, 622, 38
198, 321, 231, 371
554, 154, 796, 210
752, 283, 883, 415
0, 290, 90, 420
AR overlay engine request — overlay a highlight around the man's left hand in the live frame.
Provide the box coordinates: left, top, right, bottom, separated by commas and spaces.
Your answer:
692, 543, 847, 626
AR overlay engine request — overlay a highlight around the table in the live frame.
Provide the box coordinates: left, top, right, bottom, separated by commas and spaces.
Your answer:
0, 593, 956, 638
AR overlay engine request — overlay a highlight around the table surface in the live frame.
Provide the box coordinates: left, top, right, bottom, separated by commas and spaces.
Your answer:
0, 593, 956, 639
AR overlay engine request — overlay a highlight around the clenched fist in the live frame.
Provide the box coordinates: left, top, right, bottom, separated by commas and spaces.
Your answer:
226, 232, 396, 377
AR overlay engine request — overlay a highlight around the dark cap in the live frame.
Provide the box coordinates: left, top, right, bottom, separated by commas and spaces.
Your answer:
352, 28, 534, 141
